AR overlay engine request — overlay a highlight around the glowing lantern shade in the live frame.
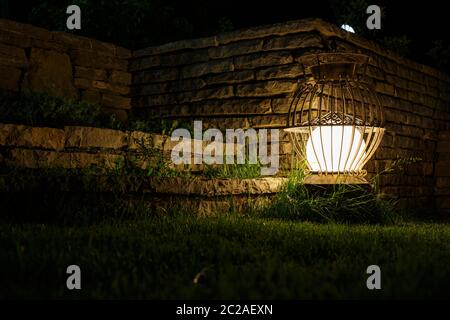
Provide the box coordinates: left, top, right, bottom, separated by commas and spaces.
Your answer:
306, 125, 366, 172
285, 53, 385, 182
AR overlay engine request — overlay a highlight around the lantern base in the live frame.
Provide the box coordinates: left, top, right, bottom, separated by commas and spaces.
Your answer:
303, 174, 369, 185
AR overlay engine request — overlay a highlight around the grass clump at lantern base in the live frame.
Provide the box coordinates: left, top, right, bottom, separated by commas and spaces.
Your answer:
256, 169, 396, 225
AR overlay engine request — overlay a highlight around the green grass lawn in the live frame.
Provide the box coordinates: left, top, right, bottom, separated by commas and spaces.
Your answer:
1, 214, 449, 299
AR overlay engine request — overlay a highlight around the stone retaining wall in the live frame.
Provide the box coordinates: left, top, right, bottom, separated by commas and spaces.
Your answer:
0, 19, 132, 120
436, 131, 450, 214
0, 122, 241, 173
130, 18, 450, 210
0, 123, 167, 170
1, 18, 450, 211
0, 172, 284, 215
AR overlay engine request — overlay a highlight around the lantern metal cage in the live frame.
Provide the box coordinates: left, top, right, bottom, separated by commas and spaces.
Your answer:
285, 53, 385, 181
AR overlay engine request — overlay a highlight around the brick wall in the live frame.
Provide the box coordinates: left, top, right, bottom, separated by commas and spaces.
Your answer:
436, 131, 450, 214
129, 18, 450, 210
0, 19, 132, 121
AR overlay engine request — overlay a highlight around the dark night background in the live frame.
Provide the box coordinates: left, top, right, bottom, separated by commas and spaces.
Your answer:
0, 0, 449, 73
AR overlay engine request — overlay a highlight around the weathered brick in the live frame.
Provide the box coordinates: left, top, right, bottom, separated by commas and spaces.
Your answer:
436, 198, 450, 209
161, 49, 210, 66
137, 94, 177, 107
132, 83, 168, 96
129, 56, 161, 71
0, 65, 21, 91
435, 188, 450, 196
169, 78, 206, 92
177, 86, 234, 103
271, 98, 291, 113
205, 70, 254, 85
216, 18, 325, 44
110, 70, 132, 85
249, 114, 287, 128
26, 48, 77, 99
208, 40, 263, 59
438, 141, 450, 153
234, 52, 292, 69
236, 80, 297, 97
181, 59, 233, 78
0, 29, 32, 48
263, 33, 323, 50
256, 64, 304, 80
101, 94, 131, 109
408, 80, 425, 94
74, 78, 130, 95
375, 81, 395, 96
74, 66, 108, 81
0, 124, 65, 150
81, 90, 101, 104
435, 163, 450, 177
192, 98, 271, 115
436, 177, 450, 189
133, 68, 179, 83
65, 126, 128, 149
0, 43, 28, 68
71, 49, 127, 71
133, 36, 217, 57
438, 131, 450, 140
30, 38, 67, 52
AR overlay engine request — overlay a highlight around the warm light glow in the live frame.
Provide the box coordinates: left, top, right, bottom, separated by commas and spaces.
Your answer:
306, 125, 366, 172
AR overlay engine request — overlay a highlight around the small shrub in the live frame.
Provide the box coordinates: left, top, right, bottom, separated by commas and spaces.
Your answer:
203, 161, 262, 179
0, 90, 112, 128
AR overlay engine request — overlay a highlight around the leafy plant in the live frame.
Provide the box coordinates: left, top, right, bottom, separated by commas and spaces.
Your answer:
203, 160, 262, 179
0, 90, 112, 128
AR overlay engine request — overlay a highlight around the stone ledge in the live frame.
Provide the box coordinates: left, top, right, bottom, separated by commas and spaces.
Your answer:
0, 173, 285, 196
130, 18, 450, 83
0, 123, 165, 151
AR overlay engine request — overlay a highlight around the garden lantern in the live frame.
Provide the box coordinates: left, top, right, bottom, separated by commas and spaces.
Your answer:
285, 53, 385, 183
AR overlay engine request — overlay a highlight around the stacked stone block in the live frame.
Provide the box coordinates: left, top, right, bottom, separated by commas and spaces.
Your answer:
0, 19, 132, 120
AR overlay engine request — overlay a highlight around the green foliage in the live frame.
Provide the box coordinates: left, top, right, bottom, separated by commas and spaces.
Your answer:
124, 137, 187, 178
258, 170, 395, 224
203, 160, 262, 179
0, 90, 193, 135
0, 90, 113, 128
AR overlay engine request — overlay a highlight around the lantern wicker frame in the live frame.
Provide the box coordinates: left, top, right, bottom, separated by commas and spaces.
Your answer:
285, 53, 385, 180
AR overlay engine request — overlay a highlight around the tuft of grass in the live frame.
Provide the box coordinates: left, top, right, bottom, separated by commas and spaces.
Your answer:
256, 169, 396, 225
204, 160, 262, 179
